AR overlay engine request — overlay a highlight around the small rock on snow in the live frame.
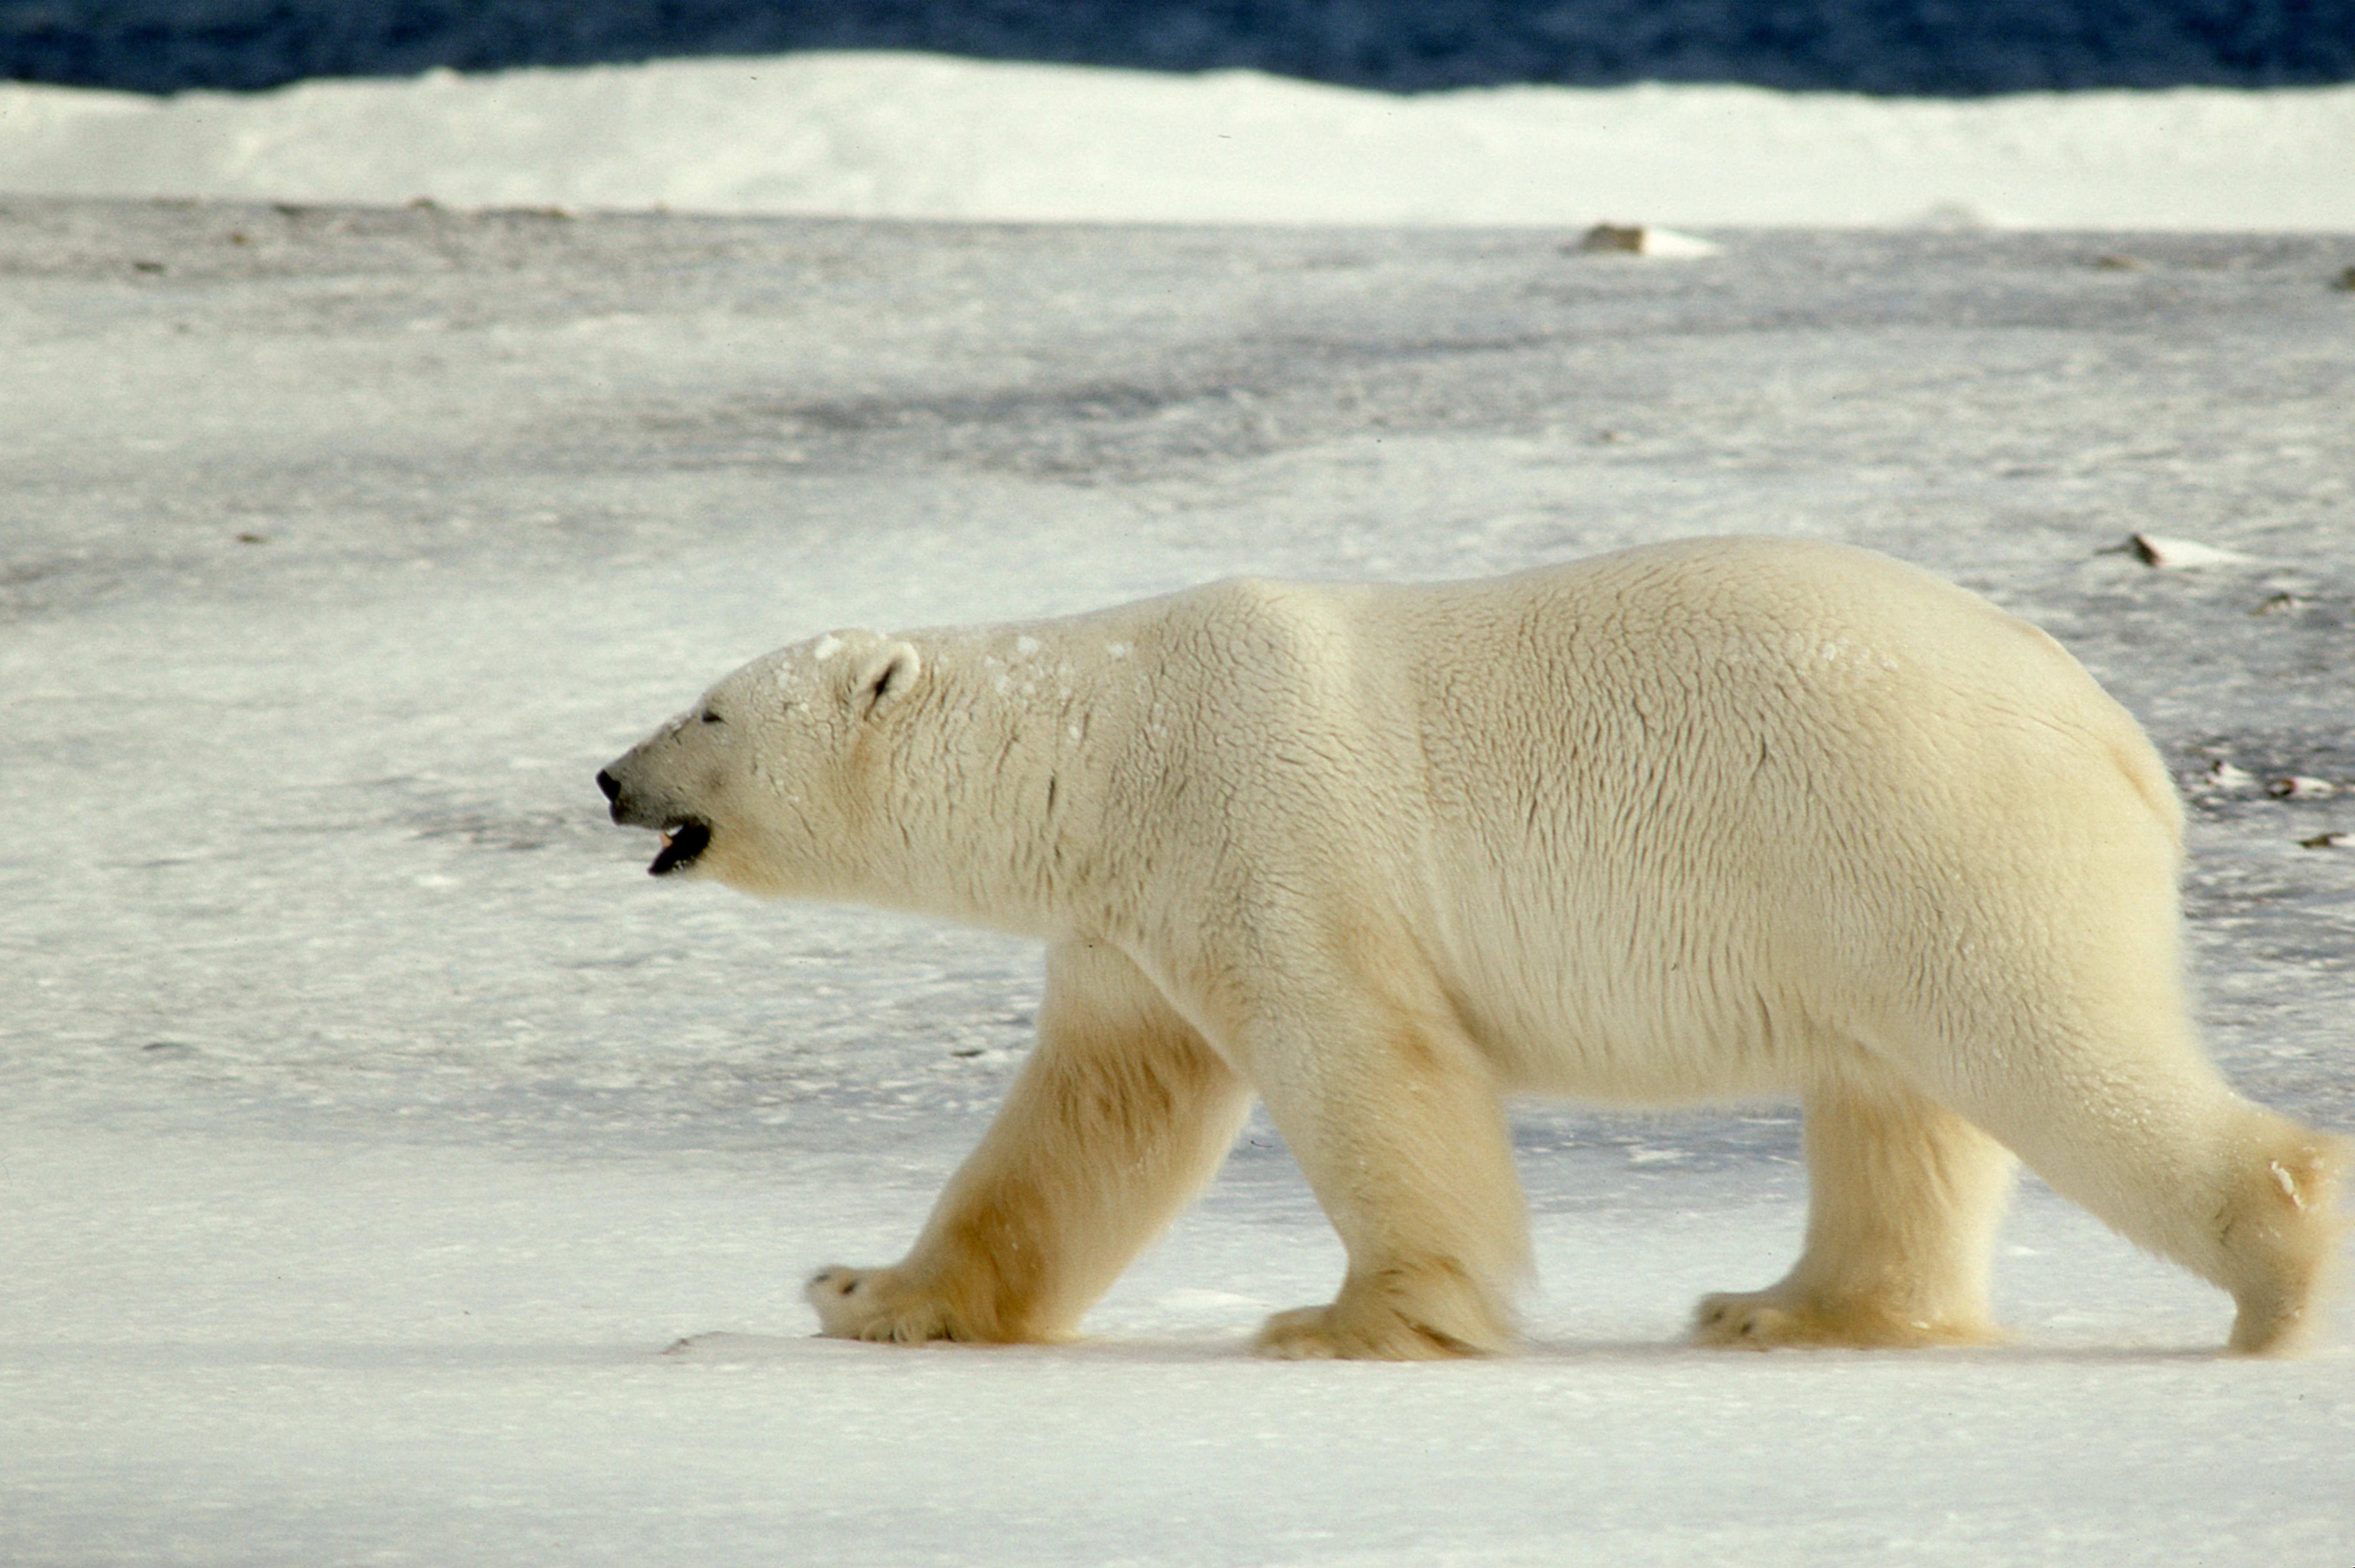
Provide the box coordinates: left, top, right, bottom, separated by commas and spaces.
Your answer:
1576, 224, 1721, 259
2120, 532, 2256, 569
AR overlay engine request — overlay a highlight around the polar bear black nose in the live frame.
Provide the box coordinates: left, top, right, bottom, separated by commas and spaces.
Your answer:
596, 768, 622, 804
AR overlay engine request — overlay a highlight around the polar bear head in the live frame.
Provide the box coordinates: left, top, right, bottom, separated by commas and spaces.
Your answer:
597, 629, 925, 895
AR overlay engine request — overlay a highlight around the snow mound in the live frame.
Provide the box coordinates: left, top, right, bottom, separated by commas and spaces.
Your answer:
3, 52, 2353, 228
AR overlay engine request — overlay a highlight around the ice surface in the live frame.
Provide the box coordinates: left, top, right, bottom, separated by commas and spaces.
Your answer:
2, 87, 2353, 1568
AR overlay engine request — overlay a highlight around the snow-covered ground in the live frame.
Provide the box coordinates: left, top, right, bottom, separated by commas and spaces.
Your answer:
2, 52, 2353, 230
3, 56, 2354, 1568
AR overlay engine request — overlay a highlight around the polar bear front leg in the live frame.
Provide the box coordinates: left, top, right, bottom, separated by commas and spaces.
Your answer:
1693, 1073, 2016, 1349
807, 939, 1252, 1346
1239, 989, 1530, 1360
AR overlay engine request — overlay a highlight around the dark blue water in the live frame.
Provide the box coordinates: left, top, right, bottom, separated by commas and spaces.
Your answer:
4, 0, 2350, 98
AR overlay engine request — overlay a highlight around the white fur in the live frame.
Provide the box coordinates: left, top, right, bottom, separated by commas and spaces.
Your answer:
601, 536, 2347, 1358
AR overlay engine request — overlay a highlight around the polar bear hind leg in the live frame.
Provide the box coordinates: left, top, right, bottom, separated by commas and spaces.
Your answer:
1876, 981, 2343, 1356
1695, 1069, 2018, 1348
1976, 1067, 2347, 1356
807, 939, 1252, 1345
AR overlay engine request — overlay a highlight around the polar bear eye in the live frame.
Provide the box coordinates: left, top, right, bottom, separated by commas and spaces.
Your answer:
698, 708, 724, 725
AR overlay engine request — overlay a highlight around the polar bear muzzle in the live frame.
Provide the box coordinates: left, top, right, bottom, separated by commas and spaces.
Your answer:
595, 765, 712, 877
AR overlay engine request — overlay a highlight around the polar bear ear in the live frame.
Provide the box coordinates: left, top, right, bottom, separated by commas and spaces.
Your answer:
852, 641, 923, 719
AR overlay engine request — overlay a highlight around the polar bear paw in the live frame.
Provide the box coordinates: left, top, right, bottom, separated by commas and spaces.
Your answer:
1691, 1287, 1997, 1350
1254, 1303, 1491, 1360
1261, 1305, 1478, 1359
806, 1265, 966, 1345
1253, 1264, 1516, 1361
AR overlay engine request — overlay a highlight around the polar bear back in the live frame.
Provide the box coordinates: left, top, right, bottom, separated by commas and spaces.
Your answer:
1175, 537, 2186, 1101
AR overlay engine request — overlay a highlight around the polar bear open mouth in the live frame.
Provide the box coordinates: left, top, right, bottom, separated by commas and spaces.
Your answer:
649, 819, 711, 877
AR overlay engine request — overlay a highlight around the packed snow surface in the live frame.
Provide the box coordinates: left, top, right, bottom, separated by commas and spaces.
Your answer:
2, 50, 2353, 229
2, 65, 2353, 1568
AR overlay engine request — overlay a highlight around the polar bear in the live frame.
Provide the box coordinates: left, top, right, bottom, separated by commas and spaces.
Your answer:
598, 536, 2345, 1358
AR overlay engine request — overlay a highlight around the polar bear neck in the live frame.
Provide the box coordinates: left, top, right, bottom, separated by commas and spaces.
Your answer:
854, 620, 1144, 938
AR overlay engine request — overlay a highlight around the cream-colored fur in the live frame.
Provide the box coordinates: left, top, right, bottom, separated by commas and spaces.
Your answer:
599, 536, 2348, 1357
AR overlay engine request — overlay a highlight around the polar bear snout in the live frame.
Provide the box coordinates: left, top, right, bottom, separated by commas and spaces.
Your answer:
595, 762, 657, 828
596, 758, 715, 877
